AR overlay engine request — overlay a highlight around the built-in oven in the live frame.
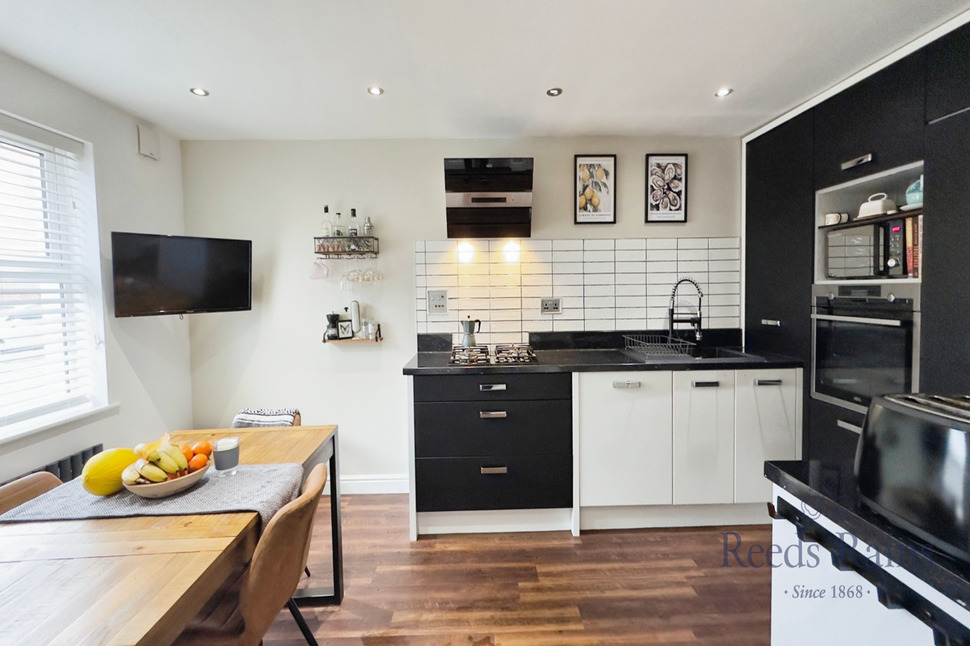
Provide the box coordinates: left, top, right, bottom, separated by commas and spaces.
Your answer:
811, 282, 920, 414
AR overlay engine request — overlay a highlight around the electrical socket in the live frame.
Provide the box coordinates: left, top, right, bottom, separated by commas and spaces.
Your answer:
428, 289, 449, 315
540, 297, 562, 314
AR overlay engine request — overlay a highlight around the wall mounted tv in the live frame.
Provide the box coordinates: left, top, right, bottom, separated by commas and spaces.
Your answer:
111, 232, 252, 317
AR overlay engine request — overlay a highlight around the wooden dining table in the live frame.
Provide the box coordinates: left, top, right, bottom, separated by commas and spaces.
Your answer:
0, 424, 342, 646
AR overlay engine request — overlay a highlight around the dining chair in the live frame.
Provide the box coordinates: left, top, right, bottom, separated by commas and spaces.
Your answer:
175, 463, 326, 646
0, 471, 61, 515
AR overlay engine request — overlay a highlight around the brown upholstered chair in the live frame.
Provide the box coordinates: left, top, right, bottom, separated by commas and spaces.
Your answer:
175, 463, 326, 646
0, 471, 62, 515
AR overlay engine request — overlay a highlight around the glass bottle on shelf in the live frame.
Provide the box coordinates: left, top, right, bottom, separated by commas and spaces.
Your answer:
362, 216, 374, 236
349, 208, 359, 236
320, 205, 333, 236
333, 212, 346, 236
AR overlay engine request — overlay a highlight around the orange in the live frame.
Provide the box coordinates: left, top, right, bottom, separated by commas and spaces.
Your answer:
191, 440, 213, 457
188, 453, 208, 472
180, 444, 194, 463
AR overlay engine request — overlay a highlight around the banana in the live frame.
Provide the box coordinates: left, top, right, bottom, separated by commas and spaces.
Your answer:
121, 463, 141, 485
160, 441, 188, 471
135, 458, 167, 483
150, 450, 180, 474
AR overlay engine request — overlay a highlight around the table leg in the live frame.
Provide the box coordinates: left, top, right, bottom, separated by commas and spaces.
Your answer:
293, 431, 344, 606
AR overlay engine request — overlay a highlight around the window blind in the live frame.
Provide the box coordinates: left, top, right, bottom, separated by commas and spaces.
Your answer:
0, 130, 97, 429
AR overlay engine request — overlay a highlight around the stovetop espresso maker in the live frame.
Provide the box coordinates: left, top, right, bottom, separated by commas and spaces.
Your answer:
460, 317, 481, 347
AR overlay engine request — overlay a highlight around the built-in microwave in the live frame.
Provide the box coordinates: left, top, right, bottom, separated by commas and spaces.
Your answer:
811, 282, 920, 414
824, 219, 908, 279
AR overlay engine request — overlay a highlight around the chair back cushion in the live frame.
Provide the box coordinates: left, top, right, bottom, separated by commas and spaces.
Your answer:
238, 463, 326, 638
231, 408, 301, 428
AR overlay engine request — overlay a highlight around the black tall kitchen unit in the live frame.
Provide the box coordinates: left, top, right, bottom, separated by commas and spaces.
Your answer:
922, 22, 970, 394
744, 110, 814, 458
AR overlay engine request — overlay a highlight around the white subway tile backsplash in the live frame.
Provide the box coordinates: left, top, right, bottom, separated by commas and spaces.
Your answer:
616, 261, 646, 274
553, 273, 584, 287
647, 238, 677, 250
709, 237, 740, 249
552, 250, 584, 263
553, 240, 583, 251
678, 238, 708, 249
616, 239, 647, 250
584, 274, 615, 286
583, 250, 615, 262
584, 284, 615, 297
553, 262, 584, 274
415, 238, 742, 334
616, 249, 647, 262
583, 262, 615, 275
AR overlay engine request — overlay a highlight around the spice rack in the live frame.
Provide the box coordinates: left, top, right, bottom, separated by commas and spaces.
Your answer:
314, 236, 380, 258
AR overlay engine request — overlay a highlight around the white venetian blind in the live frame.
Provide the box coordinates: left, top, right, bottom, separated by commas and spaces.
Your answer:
0, 127, 97, 429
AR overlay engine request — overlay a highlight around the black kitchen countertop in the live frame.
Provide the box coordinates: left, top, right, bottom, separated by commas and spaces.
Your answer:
765, 459, 970, 609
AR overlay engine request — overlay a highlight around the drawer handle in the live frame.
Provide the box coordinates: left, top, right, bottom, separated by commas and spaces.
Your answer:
479, 410, 507, 419
840, 153, 873, 171
612, 380, 641, 389
760, 319, 782, 327
479, 383, 507, 392
755, 379, 783, 386
837, 419, 863, 434
692, 381, 720, 388
480, 466, 508, 475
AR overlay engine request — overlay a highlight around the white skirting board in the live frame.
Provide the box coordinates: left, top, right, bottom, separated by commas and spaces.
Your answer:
580, 502, 770, 531
417, 508, 574, 536
323, 473, 409, 495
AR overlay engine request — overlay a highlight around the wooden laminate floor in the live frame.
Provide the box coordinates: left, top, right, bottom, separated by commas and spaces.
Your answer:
264, 495, 772, 645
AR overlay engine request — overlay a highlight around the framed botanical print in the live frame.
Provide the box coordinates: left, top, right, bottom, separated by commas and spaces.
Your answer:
575, 154, 616, 224
646, 154, 687, 222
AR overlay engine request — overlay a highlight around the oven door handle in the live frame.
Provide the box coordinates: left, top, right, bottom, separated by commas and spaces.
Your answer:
812, 313, 903, 327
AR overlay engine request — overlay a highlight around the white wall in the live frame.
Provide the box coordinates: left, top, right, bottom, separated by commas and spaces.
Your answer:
180, 137, 740, 489
0, 51, 191, 482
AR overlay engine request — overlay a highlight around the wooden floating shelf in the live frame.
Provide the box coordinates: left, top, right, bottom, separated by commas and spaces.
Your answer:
818, 209, 922, 232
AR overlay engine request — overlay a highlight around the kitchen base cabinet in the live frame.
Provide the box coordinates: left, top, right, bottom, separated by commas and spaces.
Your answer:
673, 370, 735, 505
735, 368, 801, 503
578, 372, 672, 507
409, 372, 573, 538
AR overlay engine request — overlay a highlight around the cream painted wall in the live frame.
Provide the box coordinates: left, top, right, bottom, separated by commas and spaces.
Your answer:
0, 51, 191, 483
180, 137, 740, 488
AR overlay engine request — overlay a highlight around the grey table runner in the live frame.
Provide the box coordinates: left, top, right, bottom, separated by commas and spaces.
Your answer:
0, 463, 304, 530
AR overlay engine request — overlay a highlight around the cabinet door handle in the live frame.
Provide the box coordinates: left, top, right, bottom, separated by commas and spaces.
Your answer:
755, 379, 783, 386
692, 381, 720, 388
840, 153, 873, 171
760, 319, 782, 327
480, 466, 508, 475
837, 419, 863, 434
479, 410, 507, 419
612, 380, 641, 389
479, 383, 507, 392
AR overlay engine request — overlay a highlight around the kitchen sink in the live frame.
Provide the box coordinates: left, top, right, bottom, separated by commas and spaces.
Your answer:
689, 347, 761, 360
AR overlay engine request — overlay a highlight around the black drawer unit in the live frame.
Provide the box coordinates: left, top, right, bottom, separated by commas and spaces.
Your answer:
414, 399, 571, 458
415, 455, 572, 512
412, 372, 573, 513
413, 372, 571, 402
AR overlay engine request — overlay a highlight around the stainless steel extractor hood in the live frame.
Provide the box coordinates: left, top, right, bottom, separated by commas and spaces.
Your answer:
444, 158, 533, 238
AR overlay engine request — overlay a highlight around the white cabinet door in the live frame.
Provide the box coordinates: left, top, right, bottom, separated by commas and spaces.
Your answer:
735, 368, 802, 503
672, 370, 735, 505
578, 371, 672, 507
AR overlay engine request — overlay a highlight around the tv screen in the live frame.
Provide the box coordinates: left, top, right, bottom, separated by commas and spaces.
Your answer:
111, 232, 252, 317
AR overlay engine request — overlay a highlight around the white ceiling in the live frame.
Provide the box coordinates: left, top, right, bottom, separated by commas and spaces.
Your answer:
1, 0, 968, 141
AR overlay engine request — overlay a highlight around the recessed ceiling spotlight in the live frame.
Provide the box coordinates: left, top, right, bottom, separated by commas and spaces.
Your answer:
546, 87, 563, 97
714, 87, 734, 98
367, 86, 384, 96
189, 87, 210, 97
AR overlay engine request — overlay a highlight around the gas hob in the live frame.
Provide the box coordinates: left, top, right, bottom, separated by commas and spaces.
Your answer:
448, 344, 538, 365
